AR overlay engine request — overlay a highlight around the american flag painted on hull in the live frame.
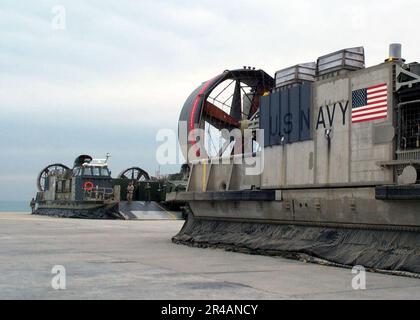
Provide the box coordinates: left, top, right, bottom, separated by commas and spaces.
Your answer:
352, 83, 388, 124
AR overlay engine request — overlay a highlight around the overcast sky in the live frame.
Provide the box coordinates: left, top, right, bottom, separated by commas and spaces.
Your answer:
0, 0, 419, 201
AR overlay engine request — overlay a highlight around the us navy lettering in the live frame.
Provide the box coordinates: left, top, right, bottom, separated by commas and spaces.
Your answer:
316, 100, 349, 129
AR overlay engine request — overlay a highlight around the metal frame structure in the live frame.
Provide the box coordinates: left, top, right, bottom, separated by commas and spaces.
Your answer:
37, 163, 70, 192
178, 68, 274, 160
118, 167, 150, 182
396, 65, 420, 91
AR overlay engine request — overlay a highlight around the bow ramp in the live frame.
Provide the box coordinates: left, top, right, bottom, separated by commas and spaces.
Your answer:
118, 201, 182, 220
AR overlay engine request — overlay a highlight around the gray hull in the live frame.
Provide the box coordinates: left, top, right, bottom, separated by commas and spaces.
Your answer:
34, 201, 124, 219
174, 187, 420, 230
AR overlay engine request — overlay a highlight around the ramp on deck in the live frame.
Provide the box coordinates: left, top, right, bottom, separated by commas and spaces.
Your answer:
118, 201, 182, 220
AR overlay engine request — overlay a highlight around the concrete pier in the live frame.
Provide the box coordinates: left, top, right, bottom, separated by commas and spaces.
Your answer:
0, 213, 419, 300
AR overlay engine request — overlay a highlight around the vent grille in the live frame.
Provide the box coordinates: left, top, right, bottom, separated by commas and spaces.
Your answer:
396, 149, 420, 161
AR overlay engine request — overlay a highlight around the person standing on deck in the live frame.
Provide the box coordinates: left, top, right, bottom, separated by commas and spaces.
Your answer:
145, 182, 151, 202
127, 183, 135, 202
30, 198, 36, 214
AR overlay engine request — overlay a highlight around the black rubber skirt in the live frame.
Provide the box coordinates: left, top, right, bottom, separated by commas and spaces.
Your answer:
173, 213, 420, 277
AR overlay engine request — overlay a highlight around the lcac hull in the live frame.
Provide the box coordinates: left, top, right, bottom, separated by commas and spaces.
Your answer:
175, 187, 420, 229
35, 201, 124, 220
173, 187, 420, 277
173, 48, 420, 276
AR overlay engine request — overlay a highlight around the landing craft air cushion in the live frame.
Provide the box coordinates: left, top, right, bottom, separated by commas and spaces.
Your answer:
172, 44, 420, 276
34, 154, 187, 220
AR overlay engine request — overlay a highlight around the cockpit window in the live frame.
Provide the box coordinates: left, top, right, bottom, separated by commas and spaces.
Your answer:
92, 167, 100, 176
100, 168, 110, 176
83, 167, 92, 176
73, 168, 81, 176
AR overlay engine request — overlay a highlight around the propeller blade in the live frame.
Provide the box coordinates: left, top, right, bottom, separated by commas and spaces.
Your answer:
203, 101, 240, 129
230, 80, 242, 120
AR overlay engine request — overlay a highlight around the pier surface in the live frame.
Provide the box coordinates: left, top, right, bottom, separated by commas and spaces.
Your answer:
0, 212, 419, 300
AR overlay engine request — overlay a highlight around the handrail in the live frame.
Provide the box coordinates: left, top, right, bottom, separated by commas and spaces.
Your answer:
84, 187, 115, 201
